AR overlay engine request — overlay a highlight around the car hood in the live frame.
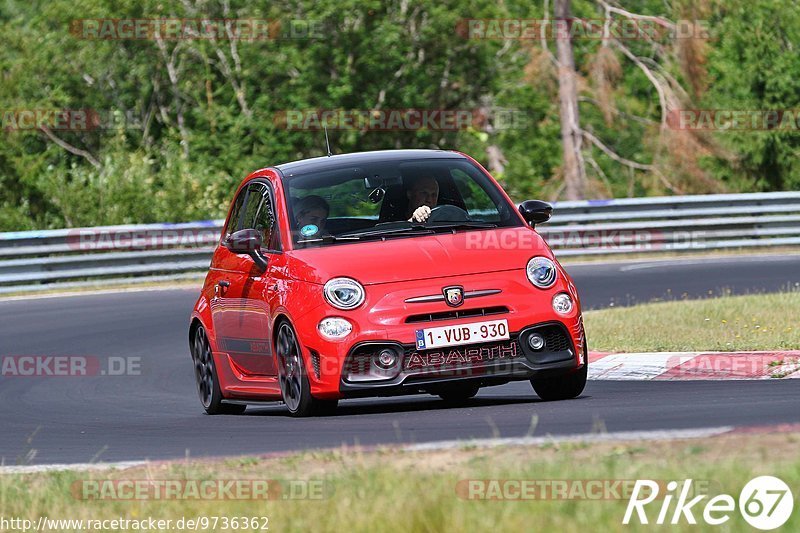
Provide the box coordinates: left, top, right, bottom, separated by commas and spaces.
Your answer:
287, 226, 552, 285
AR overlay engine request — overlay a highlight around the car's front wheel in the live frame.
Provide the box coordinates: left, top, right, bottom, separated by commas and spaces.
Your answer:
191, 324, 246, 415
530, 352, 588, 401
276, 322, 338, 417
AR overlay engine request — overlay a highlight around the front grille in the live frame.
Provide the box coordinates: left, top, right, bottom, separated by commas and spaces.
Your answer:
542, 326, 570, 352
404, 338, 522, 372
405, 306, 509, 324
347, 352, 371, 375
519, 323, 573, 355
345, 344, 400, 375
344, 338, 522, 381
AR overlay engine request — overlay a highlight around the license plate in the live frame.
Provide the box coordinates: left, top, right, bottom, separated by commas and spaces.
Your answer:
415, 319, 509, 350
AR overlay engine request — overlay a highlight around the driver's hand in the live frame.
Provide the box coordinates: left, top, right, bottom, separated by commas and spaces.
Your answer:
409, 205, 432, 223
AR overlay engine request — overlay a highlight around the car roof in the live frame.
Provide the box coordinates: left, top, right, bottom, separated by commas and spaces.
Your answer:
274, 149, 465, 177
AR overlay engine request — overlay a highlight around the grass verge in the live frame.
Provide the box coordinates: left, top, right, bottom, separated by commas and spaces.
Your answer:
584, 291, 800, 352
1, 431, 798, 532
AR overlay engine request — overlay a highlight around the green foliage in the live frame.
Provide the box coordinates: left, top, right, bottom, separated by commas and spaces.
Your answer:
1, 0, 798, 230
702, 0, 800, 191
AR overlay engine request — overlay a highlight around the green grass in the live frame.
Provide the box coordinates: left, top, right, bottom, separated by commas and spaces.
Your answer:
1, 432, 798, 532
584, 291, 800, 352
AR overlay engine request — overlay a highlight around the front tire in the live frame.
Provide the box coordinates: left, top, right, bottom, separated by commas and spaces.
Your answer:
530, 354, 588, 401
276, 322, 338, 417
191, 325, 246, 415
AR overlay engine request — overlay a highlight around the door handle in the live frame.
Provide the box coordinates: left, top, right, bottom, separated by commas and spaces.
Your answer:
218, 280, 231, 288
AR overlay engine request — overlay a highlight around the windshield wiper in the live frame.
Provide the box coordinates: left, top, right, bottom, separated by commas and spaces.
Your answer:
338, 224, 434, 239
339, 222, 498, 240
303, 222, 497, 244
296, 234, 362, 244
427, 222, 498, 231
298, 226, 432, 243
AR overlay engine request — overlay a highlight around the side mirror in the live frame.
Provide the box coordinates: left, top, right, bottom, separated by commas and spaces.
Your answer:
224, 228, 268, 272
519, 200, 553, 226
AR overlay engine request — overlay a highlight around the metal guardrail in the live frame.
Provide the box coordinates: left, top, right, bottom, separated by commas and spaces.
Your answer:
0, 220, 222, 293
541, 191, 800, 256
1, 191, 799, 293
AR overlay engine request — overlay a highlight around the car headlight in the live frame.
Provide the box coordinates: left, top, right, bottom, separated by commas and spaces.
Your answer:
526, 257, 557, 288
552, 293, 574, 315
318, 317, 353, 339
323, 277, 365, 310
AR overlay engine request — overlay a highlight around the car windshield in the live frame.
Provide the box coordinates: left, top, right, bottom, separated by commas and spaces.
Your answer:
283, 158, 522, 247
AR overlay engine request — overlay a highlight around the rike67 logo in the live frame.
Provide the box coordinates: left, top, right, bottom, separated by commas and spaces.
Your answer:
624, 476, 794, 529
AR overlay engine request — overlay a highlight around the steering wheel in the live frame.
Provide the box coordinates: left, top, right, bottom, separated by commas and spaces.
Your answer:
427, 204, 469, 224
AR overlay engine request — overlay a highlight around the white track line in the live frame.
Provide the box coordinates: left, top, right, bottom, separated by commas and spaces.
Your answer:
0, 460, 146, 475
1, 428, 735, 473
406, 426, 734, 452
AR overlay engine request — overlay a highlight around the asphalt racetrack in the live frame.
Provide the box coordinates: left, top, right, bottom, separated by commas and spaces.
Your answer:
2, 254, 799, 465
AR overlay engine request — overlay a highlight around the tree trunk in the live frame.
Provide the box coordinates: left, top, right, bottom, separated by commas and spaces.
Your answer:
554, 0, 586, 200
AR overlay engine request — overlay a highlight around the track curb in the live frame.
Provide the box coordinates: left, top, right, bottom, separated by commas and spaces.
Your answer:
588, 350, 800, 380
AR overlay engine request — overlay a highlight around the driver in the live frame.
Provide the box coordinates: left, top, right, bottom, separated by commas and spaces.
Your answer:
294, 195, 329, 236
405, 175, 439, 223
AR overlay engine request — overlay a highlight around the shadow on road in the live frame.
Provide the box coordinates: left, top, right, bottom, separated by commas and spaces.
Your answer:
239, 394, 592, 418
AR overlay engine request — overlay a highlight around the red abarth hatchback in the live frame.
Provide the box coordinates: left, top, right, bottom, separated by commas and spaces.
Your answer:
189, 150, 587, 416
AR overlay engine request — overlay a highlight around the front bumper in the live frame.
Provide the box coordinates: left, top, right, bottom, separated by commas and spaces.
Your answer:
339, 322, 581, 397
292, 269, 584, 399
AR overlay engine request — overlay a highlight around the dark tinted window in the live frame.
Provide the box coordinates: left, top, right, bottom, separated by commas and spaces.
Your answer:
240, 182, 278, 251
224, 188, 247, 236
283, 158, 520, 246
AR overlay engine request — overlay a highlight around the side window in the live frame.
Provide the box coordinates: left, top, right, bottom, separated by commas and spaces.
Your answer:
255, 189, 278, 251
241, 182, 279, 251
224, 188, 247, 237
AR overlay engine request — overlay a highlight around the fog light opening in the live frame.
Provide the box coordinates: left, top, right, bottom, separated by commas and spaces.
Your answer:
376, 348, 399, 369
528, 333, 545, 351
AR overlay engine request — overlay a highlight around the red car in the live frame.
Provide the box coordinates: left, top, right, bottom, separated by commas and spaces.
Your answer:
189, 149, 587, 416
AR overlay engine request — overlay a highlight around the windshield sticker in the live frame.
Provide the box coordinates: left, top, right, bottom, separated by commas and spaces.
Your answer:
300, 224, 319, 237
